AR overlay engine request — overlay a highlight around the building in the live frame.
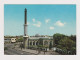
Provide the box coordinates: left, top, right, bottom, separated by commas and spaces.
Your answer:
28, 35, 53, 48
4, 37, 16, 43
23, 8, 54, 49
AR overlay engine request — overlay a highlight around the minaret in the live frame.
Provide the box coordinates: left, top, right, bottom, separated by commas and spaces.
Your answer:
23, 8, 28, 49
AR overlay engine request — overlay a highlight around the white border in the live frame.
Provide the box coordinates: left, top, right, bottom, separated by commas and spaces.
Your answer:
0, 0, 80, 60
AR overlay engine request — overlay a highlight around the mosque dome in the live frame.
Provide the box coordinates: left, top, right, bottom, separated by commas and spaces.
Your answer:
35, 34, 40, 37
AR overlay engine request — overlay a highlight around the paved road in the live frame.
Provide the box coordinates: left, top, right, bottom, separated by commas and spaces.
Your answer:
4, 43, 60, 55
4, 48, 36, 55
4, 43, 36, 55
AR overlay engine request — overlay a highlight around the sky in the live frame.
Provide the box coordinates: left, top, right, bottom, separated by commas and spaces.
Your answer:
4, 4, 76, 36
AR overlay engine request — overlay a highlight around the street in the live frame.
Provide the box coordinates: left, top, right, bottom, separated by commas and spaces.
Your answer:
4, 43, 36, 55
4, 43, 60, 55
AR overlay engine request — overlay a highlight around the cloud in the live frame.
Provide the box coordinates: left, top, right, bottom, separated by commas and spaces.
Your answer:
27, 22, 30, 25
45, 19, 50, 23
50, 27, 54, 30
33, 24, 40, 27
33, 21, 41, 27
54, 21, 66, 27
32, 18, 41, 27
37, 21, 41, 24
32, 18, 35, 22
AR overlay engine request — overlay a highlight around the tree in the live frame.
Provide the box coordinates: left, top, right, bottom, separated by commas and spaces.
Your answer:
20, 44, 24, 50
70, 47, 76, 55
69, 35, 76, 42
58, 37, 75, 54
38, 38, 43, 46
53, 33, 66, 45
17, 37, 23, 42
37, 38, 43, 53
49, 42, 53, 50
53, 33, 76, 55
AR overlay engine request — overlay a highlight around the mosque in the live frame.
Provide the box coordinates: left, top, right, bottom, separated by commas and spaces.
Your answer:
23, 8, 54, 49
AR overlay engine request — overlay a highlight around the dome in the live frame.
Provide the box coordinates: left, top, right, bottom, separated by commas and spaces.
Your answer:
35, 34, 40, 37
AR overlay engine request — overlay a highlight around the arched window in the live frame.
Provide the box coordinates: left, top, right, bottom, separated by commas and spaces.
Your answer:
36, 41, 38, 45
30, 42, 32, 45
33, 41, 35, 45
